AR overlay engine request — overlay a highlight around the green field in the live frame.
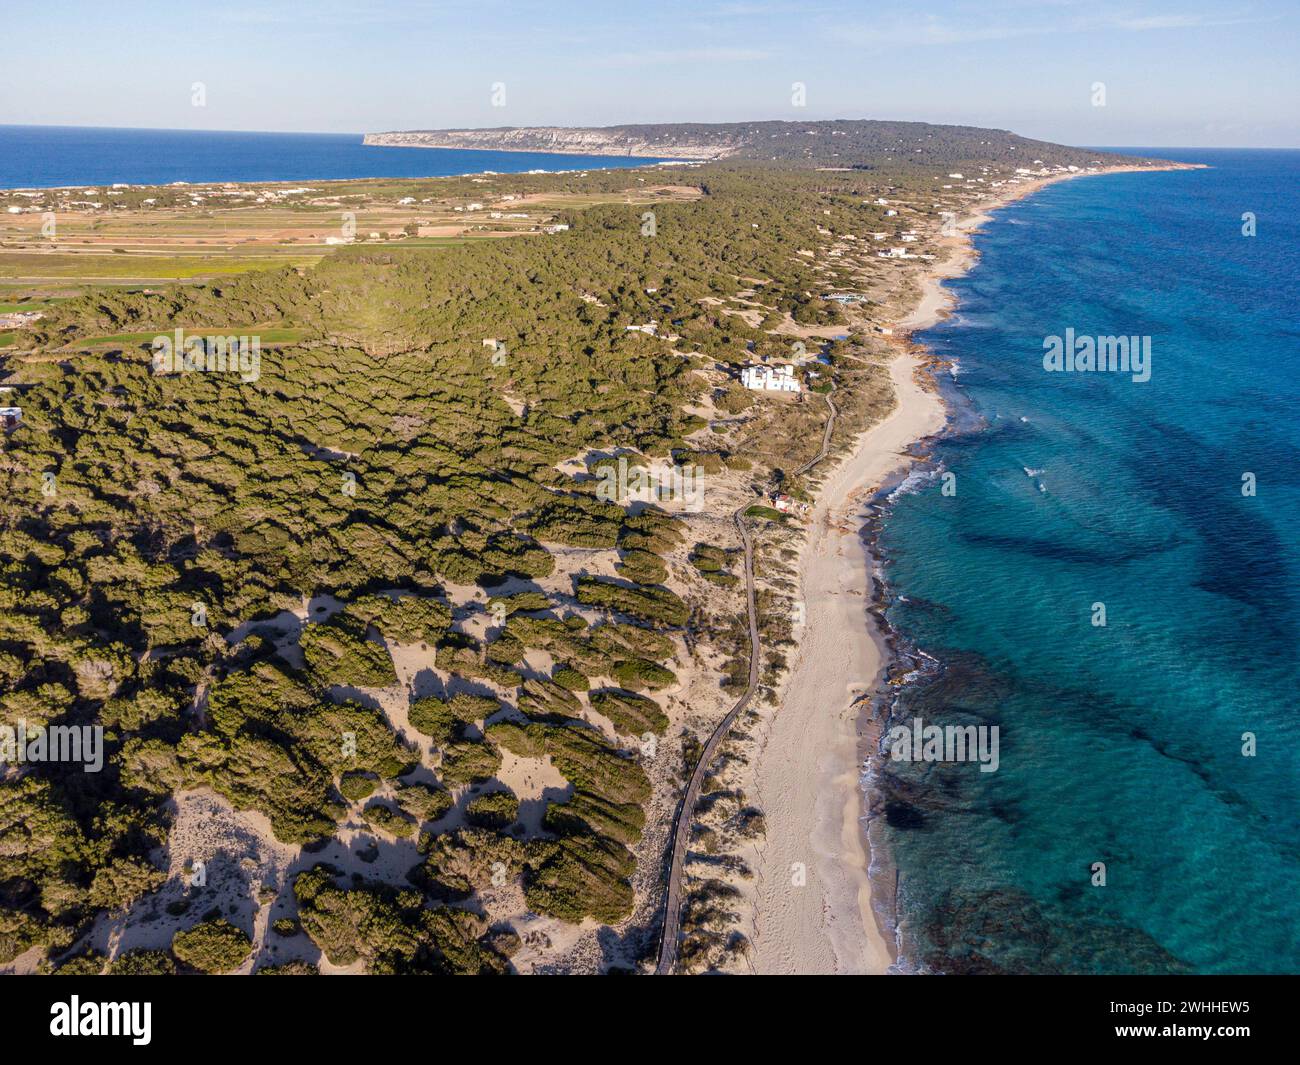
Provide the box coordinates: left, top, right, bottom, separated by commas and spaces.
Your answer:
0, 252, 326, 281
74, 325, 309, 348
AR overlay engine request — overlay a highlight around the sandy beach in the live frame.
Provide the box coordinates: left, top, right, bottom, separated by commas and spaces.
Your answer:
744, 165, 1193, 974
747, 346, 945, 973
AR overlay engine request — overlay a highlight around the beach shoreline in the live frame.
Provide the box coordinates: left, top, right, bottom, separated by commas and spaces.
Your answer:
745, 162, 1198, 975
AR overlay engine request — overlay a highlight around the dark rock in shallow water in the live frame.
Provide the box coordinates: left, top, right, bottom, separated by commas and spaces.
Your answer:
919, 887, 1190, 975
986, 799, 1021, 825
884, 800, 926, 830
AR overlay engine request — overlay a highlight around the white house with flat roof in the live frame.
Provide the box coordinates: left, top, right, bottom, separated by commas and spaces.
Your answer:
741, 364, 801, 393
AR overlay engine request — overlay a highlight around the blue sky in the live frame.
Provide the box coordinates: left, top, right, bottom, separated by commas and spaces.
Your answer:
2, 1, 1296, 146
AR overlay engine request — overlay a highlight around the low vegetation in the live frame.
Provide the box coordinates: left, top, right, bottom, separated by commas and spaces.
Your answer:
0, 127, 1152, 971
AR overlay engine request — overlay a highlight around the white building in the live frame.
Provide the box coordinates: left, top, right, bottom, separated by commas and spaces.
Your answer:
741, 364, 801, 393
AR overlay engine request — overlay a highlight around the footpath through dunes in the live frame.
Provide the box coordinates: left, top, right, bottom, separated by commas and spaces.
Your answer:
657, 382, 840, 975
656, 504, 759, 975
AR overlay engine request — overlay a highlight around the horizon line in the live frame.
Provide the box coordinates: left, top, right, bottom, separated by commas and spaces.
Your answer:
1, 121, 1296, 152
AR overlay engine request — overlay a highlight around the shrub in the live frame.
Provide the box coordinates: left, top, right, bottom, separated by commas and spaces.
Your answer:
545, 791, 645, 846
576, 577, 688, 626
409, 696, 458, 743
107, 949, 175, 975
517, 677, 582, 720
362, 802, 416, 838
552, 665, 589, 691
394, 781, 454, 822
612, 658, 678, 691
53, 952, 105, 975
615, 549, 669, 586
300, 614, 397, 688
465, 790, 520, 830
410, 692, 500, 742
524, 833, 635, 925
483, 720, 547, 759
488, 592, 550, 616
589, 688, 669, 735
256, 960, 319, 975
353, 594, 451, 644
439, 740, 502, 787
171, 918, 252, 974
338, 770, 377, 802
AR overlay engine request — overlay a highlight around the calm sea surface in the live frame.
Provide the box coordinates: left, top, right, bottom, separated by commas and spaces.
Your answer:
0, 125, 675, 188
877, 149, 1300, 974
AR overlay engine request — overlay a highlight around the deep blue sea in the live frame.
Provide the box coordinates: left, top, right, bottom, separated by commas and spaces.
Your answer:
0, 125, 674, 188
877, 149, 1300, 974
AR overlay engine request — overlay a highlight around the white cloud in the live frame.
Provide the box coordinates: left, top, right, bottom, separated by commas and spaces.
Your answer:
834, 6, 1278, 47
1109, 12, 1270, 31
596, 46, 773, 67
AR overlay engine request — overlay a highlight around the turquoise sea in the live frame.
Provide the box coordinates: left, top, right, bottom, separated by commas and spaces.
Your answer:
877, 149, 1300, 974
0, 125, 674, 189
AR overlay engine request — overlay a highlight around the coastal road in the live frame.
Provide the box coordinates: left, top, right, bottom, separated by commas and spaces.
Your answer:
655, 504, 760, 975
655, 386, 837, 974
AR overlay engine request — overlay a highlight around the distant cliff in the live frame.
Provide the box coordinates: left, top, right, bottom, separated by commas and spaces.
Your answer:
363, 127, 737, 159
364, 120, 1166, 170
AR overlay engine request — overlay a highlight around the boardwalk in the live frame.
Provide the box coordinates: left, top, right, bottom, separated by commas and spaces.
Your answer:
655, 385, 837, 974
